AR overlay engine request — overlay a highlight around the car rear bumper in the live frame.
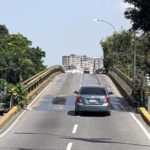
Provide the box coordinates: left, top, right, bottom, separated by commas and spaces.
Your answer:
75, 103, 110, 112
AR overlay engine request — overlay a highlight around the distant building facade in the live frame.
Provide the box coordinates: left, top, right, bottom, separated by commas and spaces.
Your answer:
62, 54, 103, 73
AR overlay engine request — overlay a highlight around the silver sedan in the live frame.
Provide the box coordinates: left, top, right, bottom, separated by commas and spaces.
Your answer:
74, 85, 111, 115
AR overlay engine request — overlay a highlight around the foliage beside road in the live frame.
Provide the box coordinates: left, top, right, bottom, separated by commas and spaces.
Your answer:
0, 25, 46, 109
101, 31, 150, 80
124, 0, 150, 32
0, 25, 46, 84
101, 0, 150, 85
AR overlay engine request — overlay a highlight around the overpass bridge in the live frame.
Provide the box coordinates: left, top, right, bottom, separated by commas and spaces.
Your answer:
0, 65, 150, 150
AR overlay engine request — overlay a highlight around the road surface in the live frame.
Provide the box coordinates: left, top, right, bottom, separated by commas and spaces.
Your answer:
0, 72, 150, 150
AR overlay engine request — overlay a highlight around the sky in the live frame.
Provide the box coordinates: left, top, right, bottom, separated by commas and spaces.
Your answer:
0, 0, 132, 67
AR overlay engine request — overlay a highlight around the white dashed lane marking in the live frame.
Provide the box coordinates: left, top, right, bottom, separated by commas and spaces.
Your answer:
66, 143, 73, 150
72, 124, 78, 134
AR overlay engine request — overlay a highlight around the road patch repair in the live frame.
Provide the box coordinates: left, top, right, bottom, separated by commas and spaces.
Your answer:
52, 96, 67, 105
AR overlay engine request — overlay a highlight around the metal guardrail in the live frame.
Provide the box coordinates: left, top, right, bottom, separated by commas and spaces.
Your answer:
109, 67, 133, 89
0, 65, 65, 112
0, 65, 65, 128
22, 65, 65, 100
109, 66, 150, 109
22, 68, 49, 85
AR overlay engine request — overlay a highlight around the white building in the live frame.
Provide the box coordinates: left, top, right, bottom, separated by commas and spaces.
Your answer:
62, 54, 103, 73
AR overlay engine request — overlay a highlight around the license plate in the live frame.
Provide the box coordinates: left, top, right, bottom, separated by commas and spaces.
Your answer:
89, 99, 96, 103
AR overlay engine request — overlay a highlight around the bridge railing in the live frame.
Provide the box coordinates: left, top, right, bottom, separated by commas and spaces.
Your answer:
0, 65, 65, 127
0, 65, 65, 113
22, 68, 49, 85
108, 66, 149, 109
22, 65, 65, 101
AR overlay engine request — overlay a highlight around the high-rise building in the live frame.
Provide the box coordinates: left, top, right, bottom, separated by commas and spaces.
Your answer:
62, 54, 103, 73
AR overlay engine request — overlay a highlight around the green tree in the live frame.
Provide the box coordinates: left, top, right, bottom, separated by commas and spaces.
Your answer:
0, 25, 9, 36
0, 26, 46, 84
136, 34, 150, 74
8, 83, 28, 108
0, 25, 47, 109
124, 0, 150, 32
101, 36, 114, 68
101, 30, 133, 76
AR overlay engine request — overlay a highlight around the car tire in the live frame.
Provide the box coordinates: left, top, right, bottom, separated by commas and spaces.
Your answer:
75, 110, 79, 116
107, 111, 111, 116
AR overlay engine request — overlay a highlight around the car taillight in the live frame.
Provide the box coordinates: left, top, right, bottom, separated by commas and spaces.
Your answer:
76, 96, 82, 103
104, 96, 110, 103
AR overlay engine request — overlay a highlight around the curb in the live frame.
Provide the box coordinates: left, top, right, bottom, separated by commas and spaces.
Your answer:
138, 107, 150, 126
0, 106, 18, 128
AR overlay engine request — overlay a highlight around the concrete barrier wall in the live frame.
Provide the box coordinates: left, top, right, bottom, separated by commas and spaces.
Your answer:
0, 106, 18, 128
108, 66, 136, 104
109, 70, 133, 96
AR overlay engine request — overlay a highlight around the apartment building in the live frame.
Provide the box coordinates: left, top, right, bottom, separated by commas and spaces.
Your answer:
62, 54, 103, 73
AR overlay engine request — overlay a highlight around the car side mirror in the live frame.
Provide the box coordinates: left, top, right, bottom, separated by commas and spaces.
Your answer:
108, 91, 113, 95
74, 91, 79, 95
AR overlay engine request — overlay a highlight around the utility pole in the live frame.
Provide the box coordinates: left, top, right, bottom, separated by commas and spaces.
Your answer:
93, 59, 95, 74
133, 32, 136, 86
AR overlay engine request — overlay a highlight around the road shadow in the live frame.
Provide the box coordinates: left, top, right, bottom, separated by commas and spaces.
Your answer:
110, 95, 135, 112
63, 136, 150, 148
67, 110, 109, 117
13, 132, 150, 148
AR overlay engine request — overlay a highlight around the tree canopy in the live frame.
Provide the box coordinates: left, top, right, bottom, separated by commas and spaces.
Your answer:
124, 0, 150, 32
101, 30, 150, 78
0, 25, 9, 36
0, 25, 46, 84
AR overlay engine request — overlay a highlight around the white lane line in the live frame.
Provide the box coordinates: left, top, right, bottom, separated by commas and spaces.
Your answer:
130, 113, 150, 141
72, 124, 78, 134
0, 109, 27, 138
0, 81, 52, 138
66, 143, 73, 150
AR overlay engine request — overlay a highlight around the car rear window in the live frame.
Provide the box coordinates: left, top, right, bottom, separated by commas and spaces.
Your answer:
80, 87, 106, 95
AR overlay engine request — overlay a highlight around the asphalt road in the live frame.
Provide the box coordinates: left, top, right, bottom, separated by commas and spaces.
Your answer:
0, 72, 150, 150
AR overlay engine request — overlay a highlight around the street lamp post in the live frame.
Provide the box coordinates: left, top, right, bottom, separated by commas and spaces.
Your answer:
93, 18, 116, 31
94, 18, 117, 65
133, 32, 137, 85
